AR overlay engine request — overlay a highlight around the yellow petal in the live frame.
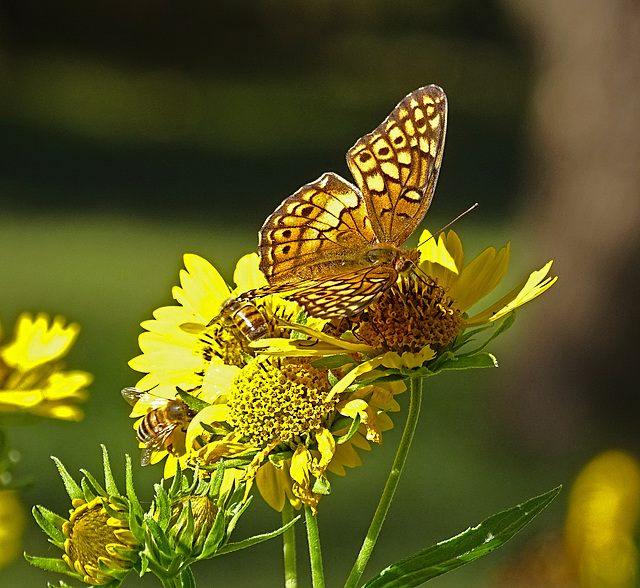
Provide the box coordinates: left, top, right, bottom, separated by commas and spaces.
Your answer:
465, 261, 557, 327
172, 254, 230, 320
313, 428, 336, 475
417, 229, 459, 274
233, 253, 268, 291
326, 357, 385, 402
450, 243, 510, 312
379, 347, 435, 369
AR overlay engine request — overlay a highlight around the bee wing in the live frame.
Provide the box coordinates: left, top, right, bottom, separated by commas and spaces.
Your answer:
121, 386, 143, 406
139, 420, 182, 467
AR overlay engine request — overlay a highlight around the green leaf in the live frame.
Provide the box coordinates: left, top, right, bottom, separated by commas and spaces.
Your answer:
312, 355, 356, 369
362, 486, 561, 588
51, 456, 83, 501
433, 352, 498, 373
335, 413, 361, 445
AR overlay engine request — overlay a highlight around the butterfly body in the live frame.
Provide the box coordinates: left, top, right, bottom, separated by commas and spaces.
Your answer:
243, 85, 447, 319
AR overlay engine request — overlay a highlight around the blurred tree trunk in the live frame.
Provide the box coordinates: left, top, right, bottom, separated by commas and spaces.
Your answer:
498, 0, 640, 452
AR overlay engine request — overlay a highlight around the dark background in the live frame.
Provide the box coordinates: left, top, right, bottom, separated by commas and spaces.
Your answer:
1, 1, 639, 586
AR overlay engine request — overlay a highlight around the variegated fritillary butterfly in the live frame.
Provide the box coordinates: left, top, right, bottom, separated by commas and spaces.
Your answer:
240, 85, 448, 319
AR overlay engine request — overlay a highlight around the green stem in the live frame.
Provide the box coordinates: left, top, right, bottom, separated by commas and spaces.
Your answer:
305, 504, 325, 588
344, 376, 423, 588
282, 500, 298, 588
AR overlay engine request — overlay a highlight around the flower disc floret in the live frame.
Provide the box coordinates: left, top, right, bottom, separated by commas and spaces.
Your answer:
355, 275, 463, 352
227, 358, 337, 447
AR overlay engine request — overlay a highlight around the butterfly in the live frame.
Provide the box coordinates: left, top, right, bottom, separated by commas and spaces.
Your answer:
239, 85, 448, 320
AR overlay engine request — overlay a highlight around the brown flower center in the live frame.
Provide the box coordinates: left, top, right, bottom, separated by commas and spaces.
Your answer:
353, 274, 463, 353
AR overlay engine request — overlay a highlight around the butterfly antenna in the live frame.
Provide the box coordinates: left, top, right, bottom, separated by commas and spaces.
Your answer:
416, 203, 479, 248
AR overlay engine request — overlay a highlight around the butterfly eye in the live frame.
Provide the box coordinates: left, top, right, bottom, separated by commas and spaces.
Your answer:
365, 248, 395, 265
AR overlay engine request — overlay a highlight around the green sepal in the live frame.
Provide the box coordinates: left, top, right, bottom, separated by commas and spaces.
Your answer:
100, 444, 119, 496
24, 554, 82, 580
225, 493, 253, 538
200, 507, 227, 558
431, 351, 498, 373
168, 459, 184, 497
47, 581, 82, 588
457, 311, 516, 357
174, 502, 196, 556
144, 512, 173, 558
312, 354, 357, 369
176, 388, 210, 412
209, 461, 225, 499
99, 497, 128, 522
80, 471, 104, 502
216, 513, 301, 556
268, 450, 293, 467
31, 505, 66, 546
362, 486, 561, 588
334, 413, 361, 445
179, 567, 197, 588
125, 454, 143, 518
50, 456, 83, 501
154, 483, 171, 530
312, 475, 331, 496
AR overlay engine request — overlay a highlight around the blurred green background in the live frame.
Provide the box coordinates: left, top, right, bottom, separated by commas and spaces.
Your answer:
2, 1, 640, 586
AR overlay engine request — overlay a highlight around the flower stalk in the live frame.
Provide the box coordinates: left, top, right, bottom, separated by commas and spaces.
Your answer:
282, 501, 297, 588
305, 504, 325, 588
344, 375, 423, 588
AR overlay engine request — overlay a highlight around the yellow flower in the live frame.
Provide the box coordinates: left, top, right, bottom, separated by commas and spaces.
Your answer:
251, 228, 556, 397
62, 496, 139, 585
565, 451, 640, 588
127, 253, 315, 475
0, 489, 25, 569
0, 313, 91, 421
418, 229, 556, 327
185, 356, 403, 513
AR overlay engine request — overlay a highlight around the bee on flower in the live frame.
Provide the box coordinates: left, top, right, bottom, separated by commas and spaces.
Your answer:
127, 253, 405, 511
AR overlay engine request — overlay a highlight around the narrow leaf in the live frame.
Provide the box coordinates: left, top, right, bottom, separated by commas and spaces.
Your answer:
362, 486, 561, 588
216, 515, 301, 556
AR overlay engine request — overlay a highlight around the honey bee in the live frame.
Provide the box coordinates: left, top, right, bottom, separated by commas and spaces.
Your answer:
214, 296, 272, 343
121, 387, 197, 466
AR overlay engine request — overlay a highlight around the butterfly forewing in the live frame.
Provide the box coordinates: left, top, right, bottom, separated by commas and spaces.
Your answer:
259, 172, 376, 284
347, 85, 447, 245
